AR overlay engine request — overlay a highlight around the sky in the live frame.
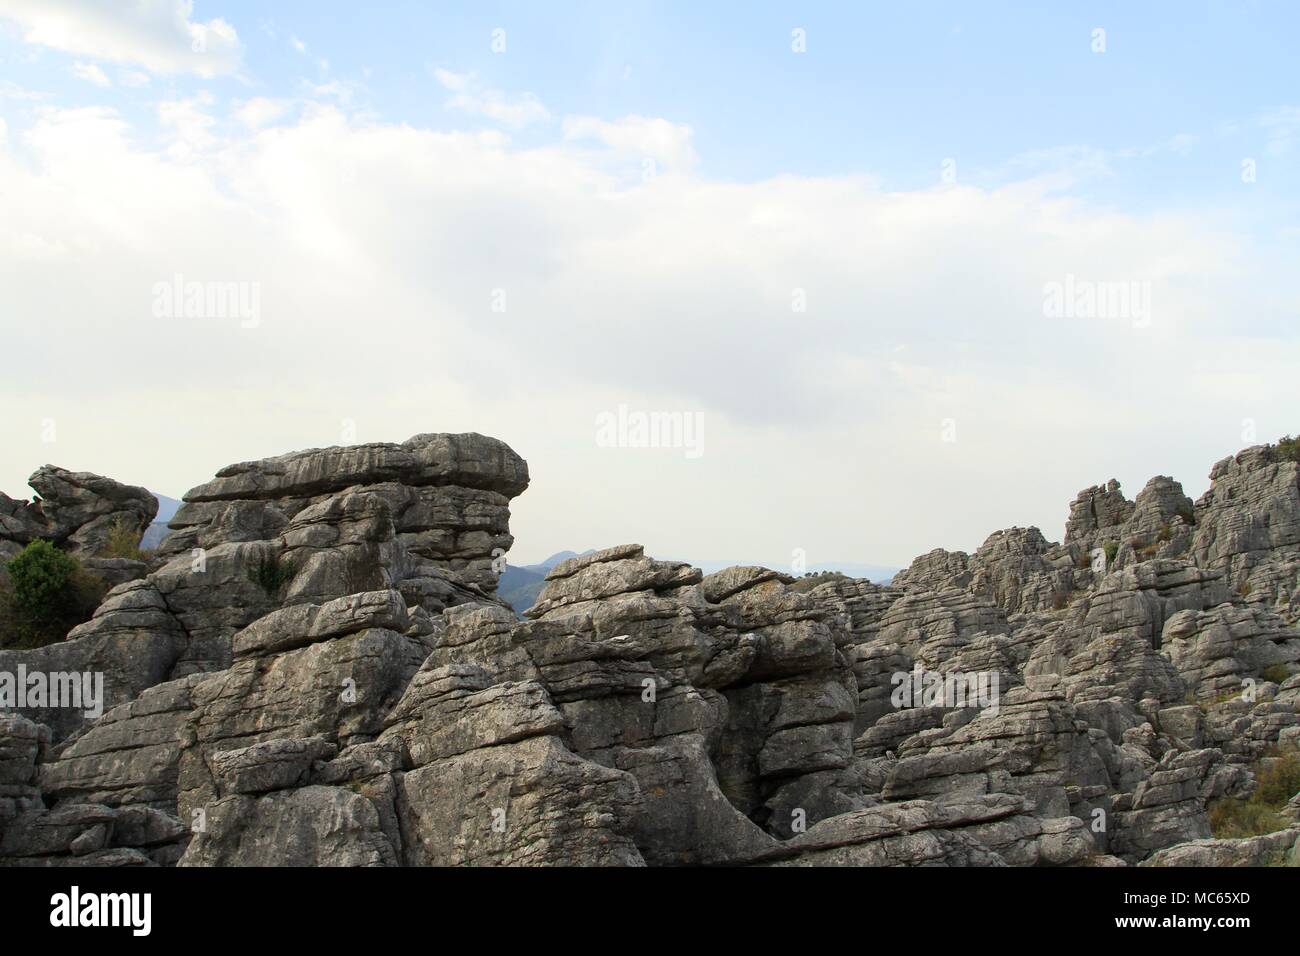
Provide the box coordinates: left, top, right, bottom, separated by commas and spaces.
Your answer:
0, 1, 1297, 569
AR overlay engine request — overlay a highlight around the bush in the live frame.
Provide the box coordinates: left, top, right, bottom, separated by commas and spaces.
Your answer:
1254, 752, 1300, 806
1260, 663, 1292, 685
1208, 799, 1285, 839
788, 571, 850, 593
1103, 540, 1119, 566
0, 540, 107, 649
1274, 435, 1300, 464
98, 516, 149, 561
247, 555, 295, 595
1208, 750, 1300, 838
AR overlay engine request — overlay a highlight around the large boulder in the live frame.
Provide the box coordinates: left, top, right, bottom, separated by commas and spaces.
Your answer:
1, 466, 157, 559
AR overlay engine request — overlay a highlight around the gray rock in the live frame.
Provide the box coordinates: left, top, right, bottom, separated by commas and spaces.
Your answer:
179, 786, 396, 866
1, 466, 157, 558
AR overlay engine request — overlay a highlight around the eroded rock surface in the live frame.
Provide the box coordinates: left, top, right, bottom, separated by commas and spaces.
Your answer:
3, 435, 1299, 866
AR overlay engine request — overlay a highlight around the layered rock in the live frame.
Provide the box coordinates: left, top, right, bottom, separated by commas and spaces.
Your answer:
3, 434, 528, 741
0, 466, 157, 561
4, 433, 1300, 868
1191, 446, 1300, 592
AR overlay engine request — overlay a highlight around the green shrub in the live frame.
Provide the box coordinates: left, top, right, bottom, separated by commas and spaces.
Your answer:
0, 540, 107, 649
1103, 540, 1119, 566
246, 555, 295, 595
1208, 799, 1285, 839
1254, 752, 1300, 806
788, 572, 849, 593
1260, 663, 1292, 685
98, 517, 149, 561
1274, 435, 1300, 464
1208, 750, 1300, 838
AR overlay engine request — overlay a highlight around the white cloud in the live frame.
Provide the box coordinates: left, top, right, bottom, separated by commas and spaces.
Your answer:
0, 78, 47, 101
1262, 106, 1300, 156
156, 91, 216, 156
118, 69, 151, 88
70, 61, 110, 87
432, 67, 550, 128
235, 97, 290, 129
562, 114, 697, 169
0, 101, 1292, 568
0, 0, 241, 76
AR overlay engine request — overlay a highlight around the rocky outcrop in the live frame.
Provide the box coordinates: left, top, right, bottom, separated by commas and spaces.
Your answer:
1065, 480, 1136, 550
1191, 447, 1300, 589
1163, 603, 1300, 701
1140, 828, 1300, 866
2, 434, 528, 742
3, 434, 1299, 868
0, 466, 157, 562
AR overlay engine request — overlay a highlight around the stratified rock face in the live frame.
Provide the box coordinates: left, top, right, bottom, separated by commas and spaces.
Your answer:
1192, 446, 1300, 593
3, 434, 1300, 868
1065, 480, 1136, 550
1, 466, 158, 561
1, 434, 528, 741
1163, 604, 1300, 701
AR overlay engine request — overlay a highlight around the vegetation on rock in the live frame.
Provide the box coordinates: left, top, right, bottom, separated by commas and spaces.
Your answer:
0, 540, 107, 649
1208, 750, 1300, 838
98, 516, 151, 561
246, 555, 296, 595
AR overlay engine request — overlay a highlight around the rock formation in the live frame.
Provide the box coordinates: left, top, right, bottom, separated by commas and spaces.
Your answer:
1, 435, 1298, 867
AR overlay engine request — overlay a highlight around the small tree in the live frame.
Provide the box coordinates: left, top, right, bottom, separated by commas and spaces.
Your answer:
0, 540, 106, 649
99, 516, 149, 561
1274, 435, 1300, 464
247, 555, 295, 595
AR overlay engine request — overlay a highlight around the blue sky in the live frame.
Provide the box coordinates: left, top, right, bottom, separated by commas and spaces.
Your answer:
0, 1, 1297, 567
7, 2, 1299, 199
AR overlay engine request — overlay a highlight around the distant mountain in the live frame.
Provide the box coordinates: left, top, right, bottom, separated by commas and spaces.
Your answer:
140, 493, 183, 551
681, 559, 900, 584
499, 550, 597, 616
498, 548, 896, 616
153, 494, 182, 523
498, 565, 547, 617
534, 549, 594, 570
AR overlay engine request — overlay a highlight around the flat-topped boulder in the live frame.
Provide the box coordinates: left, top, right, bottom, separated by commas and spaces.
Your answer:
182, 432, 528, 503
1, 465, 157, 559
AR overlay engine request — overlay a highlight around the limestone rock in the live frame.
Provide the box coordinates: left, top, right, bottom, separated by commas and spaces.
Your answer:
1, 466, 157, 559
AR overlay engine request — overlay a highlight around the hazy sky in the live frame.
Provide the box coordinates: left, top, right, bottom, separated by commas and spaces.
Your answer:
1, 1, 1297, 568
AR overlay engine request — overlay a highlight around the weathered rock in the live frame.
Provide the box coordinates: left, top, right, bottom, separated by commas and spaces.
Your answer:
1065, 480, 1135, 551
209, 737, 338, 796
0, 600, 182, 741
1163, 603, 1300, 700
396, 734, 643, 866
8, 432, 1300, 869
1192, 446, 1300, 591
179, 786, 396, 866
1139, 828, 1299, 867
1, 466, 157, 558
40, 676, 202, 809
